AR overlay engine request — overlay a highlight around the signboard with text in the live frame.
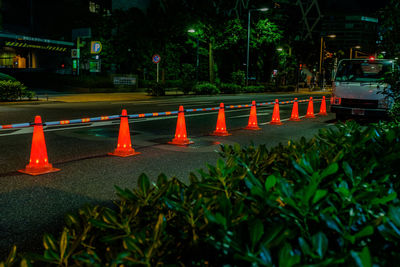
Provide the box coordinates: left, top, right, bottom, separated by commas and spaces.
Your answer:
71, 49, 80, 58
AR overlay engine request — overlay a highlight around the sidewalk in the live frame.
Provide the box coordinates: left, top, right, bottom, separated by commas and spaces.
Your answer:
46, 92, 153, 103
1, 87, 331, 105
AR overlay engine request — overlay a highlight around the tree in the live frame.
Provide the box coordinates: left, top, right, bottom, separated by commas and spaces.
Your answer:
379, 0, 400, 58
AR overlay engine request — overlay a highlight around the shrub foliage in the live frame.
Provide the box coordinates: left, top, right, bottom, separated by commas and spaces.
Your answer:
2, 121, 400, 266
146, 82, 165, 96
219, 83, 242, 94
193, 82, 220, 95
0, 80, 35, 101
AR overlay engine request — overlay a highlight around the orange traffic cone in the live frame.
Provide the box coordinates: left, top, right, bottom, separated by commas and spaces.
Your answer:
109, 109, 140, 157
289, 98, 301, 121
305, 97, 315, 118
168, 105, 194, 146
18, 116, 60, 175
244, 101, 261, 130
212, 103, 231, 136
270, 99, 282, 125
319, 96, 328, 116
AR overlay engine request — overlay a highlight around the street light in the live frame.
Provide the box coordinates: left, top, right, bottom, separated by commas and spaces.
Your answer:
350, 45, 361, 59
188, 29, 200, 81
276, 44, 292, 56
319, 34, 336, 88
246, 7, 269, 87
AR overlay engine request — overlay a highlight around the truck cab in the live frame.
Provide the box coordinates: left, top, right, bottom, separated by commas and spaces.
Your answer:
331, 58, 394, 120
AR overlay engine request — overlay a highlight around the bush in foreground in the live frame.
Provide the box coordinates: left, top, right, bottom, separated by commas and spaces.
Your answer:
2, 121, 400, 266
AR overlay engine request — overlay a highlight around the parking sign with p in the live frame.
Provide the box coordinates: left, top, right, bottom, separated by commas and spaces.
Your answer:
91, 41, 102, 54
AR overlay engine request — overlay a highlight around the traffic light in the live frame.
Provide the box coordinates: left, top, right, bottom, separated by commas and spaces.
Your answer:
324, 51, 333, 59
61, 64, 65, 68
299, 64, 303, 70
72, 59, 77, 70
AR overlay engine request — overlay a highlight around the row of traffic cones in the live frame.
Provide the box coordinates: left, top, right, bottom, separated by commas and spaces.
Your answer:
18, 97, 328, 175
168, 96, 328, 144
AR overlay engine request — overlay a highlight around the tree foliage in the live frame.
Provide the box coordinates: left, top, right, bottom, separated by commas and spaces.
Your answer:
379, 0, 400, 58
90, 0, 298, 84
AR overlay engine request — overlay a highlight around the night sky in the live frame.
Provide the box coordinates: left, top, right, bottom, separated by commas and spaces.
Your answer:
321, 0, 390, 13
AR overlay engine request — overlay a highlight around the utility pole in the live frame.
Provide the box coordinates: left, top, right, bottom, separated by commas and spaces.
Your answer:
0, 0, 3, 31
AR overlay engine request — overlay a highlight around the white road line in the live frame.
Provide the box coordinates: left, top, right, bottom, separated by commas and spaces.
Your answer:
0, 109, 245, 136
0, 101, 326, 137
231, 112, 270, 119
259, 115, 307, 125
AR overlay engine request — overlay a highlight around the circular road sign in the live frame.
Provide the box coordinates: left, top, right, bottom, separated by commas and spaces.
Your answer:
91, 41, 102, 54
152, 54, 161, 64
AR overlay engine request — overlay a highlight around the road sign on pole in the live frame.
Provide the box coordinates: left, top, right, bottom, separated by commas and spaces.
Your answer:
91, 41, 102, 54
152, 54, 161, 83
152, 54, 161, 64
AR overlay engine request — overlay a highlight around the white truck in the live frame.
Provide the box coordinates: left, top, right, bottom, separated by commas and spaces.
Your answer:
330, 58, 395, 120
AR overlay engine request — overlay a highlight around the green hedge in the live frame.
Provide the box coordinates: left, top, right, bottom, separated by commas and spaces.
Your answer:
3, 121, 400, 266
193, 82, 220, 95
14, 73, 114, 90
219, 83, 242, 94
0, 80, 35, 101
243, 85, 265, 93
146, 82, 165, 96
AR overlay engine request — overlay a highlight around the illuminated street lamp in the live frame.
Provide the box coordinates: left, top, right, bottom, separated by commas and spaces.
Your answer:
350, 45, 361, 59
246, 7, 269, 86
188, 29, 200, 81
276, 45, 292, 56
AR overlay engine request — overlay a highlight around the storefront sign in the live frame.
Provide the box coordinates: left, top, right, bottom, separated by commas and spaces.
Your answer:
5, 41, 67, 52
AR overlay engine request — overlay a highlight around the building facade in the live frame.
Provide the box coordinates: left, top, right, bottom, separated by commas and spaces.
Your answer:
0, 0, 111, 73
321, 14, 379, 58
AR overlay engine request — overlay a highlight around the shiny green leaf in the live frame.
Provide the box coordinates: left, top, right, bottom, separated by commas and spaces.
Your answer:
138, 173, 150, 196
342, 161, 353, 179
250, 219, 264, 248
351, 247, 372, 267
354, 225, 374, 240
321, 162, 338, 178
43, 234, 57, 251
265, 175, 276, 191
312, 232, 328, 259
59, 228, 68, 262
312, 189, 328, 205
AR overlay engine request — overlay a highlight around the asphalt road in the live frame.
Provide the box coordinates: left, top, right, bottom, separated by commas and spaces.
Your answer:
0, 93, 334, 257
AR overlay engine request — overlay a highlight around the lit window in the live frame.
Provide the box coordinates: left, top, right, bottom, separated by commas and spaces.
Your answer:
89, 1, 96, 13
89, 1, 100, 13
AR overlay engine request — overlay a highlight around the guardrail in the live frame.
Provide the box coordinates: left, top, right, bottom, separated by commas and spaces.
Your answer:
0, 97, 323, 130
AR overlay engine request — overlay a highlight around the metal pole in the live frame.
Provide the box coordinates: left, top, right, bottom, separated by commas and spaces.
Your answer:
319, 37, 324, 88
246, 10, 251, 87
196, 37, 199, 81
157, 63, 159, 83
319, 37, 323, 75
296, 66, 299, 93
76, 37, 81, 76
